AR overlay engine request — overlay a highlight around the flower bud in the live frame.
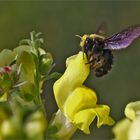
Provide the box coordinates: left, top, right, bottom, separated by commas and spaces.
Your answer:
0, 119, 16, 138
40, 53, 53, 75
24, 111, 47, 139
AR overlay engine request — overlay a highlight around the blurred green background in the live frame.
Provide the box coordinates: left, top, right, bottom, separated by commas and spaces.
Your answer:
0, 1, 140, 139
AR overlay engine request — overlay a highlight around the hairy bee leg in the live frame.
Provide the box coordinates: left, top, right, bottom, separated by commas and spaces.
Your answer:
92, 59, 104, 69
85, 53, 96, 65
85, 59, 94, 65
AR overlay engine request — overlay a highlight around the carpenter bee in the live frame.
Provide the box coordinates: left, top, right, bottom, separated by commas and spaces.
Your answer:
76, 24, 140, 77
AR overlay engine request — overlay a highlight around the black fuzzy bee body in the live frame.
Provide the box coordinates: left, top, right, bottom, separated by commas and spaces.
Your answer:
93, 49, 113, 77
84, 39, 113, 77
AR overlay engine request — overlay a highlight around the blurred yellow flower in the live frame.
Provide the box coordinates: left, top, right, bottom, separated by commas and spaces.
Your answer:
113, 101, 140, 140
125, 101, 140, 121
53, 52, 114, 134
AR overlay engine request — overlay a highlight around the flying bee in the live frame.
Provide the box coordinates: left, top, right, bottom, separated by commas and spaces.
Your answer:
76, 24, 140, 77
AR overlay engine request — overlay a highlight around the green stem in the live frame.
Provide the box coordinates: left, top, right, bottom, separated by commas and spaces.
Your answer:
34, 47, 46, 118
30, 31, 47, 120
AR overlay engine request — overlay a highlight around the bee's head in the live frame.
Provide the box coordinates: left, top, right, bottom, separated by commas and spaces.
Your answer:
83, 37, 95, 52
76, 34, 95, 52
76, 34, 105, 54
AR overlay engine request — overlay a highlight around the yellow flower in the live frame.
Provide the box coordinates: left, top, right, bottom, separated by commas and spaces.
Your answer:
125, 101, 140, 121
113, 101, 140, 140
112, 118, 131, 140
53, 52, 114, 134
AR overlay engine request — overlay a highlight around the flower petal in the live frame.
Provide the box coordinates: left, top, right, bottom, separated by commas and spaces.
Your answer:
53, 51, 114, 134
64, 86, 114, 134
113, 118, 131, 140
64, 86, 97, 119
53, 52, 90, 111
125, 101, 140, 120
94, 105, 115, 128
128, 116, 140, 139
74, 109, 96, 134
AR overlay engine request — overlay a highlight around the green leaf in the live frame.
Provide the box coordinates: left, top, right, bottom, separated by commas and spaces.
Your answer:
18, 84, 36, 102
22, 93, 35, 101
16, 51, 36, 98
13, 45, 32, 55
16, 51, 35, 83
0, 49, 15, 67
44, 72, 62, 81
47, 125, 58, 140
19, 39, 31, 46
0, 74, 12, 90
0, 101, 11, 113
0, 88, 4, 98
35, 32, 42, 38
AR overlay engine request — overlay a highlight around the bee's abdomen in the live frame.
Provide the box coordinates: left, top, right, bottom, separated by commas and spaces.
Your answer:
95, 49, 113, 77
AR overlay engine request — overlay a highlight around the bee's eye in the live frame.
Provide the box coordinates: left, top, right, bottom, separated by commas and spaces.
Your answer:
85, 38, 94, 50
85, 38, 93, 45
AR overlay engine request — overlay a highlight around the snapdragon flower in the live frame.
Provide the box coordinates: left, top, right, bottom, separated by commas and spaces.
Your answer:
113, 101, 140, 140
53, 51, 114, 135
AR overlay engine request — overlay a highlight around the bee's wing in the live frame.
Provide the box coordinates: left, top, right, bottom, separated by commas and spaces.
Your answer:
104, 25, 140, 50
96, 22, 107, 36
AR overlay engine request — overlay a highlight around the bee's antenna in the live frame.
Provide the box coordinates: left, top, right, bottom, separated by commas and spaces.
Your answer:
75, 35, 82, 39
75, 34, 84, 59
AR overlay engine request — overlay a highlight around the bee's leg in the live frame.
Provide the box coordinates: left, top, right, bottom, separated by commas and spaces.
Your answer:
85, 59, 94, 64
93, 60, 103, 68
85, 60, 92, 64
92, 58, 104, 70
85, 53, 95, 64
